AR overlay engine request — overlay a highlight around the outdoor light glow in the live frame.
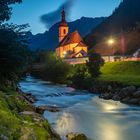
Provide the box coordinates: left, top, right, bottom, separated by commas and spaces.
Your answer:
108, 38, 115, 45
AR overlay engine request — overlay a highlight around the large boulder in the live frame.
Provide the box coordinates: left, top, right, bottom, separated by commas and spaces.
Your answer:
122, 98, 139, 105
119, 86, 136, 97
112, 94, 122, 101
127, 98, 140, 105
99, 93, 113, 100
121, 97, 130, 103
66, 133, 87, 140
132, 91, 140, 98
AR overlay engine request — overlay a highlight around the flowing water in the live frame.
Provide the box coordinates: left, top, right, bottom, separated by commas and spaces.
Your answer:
19, 76, 140, 140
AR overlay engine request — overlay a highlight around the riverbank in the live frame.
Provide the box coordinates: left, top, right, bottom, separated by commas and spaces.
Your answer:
0, 88, 60, 140
93, 61, 140, 105
90, 83, 140, 105
31, 61, 140, 106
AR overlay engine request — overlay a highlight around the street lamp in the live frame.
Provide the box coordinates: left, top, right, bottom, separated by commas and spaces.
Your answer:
108, 38, 115, 46
107, 38, 115, 62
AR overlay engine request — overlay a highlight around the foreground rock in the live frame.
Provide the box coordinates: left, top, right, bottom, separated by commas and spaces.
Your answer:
19, 111, 61, 140
18, 89, 37, 104
18, 89, 61, 113
22, 93, 37, 103
0, 89, 61, 140
66, 133, 87, 140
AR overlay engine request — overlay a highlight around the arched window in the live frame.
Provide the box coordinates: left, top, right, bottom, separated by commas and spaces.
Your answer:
63, 29, 66, 34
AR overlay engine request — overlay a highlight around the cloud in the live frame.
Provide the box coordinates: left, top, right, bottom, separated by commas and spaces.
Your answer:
40, 0, 75, 29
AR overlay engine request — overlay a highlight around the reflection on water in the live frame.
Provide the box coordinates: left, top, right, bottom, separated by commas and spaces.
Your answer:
101, 101, 118, 111
20, 76, 140, 140
56, 112, 77, 136
100, 121, 121, 140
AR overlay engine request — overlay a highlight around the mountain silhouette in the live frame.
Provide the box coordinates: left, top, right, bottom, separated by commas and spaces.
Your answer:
27, 17, 105, 51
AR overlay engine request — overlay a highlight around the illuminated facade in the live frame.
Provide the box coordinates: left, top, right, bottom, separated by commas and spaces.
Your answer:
56, 9, 88, 58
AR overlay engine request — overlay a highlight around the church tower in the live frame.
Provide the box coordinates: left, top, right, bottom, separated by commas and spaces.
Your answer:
59, 9, 69, 42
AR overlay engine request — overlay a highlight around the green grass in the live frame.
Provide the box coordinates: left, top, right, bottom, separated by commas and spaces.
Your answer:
0, 89, 60, 140
99, 61, 140, 86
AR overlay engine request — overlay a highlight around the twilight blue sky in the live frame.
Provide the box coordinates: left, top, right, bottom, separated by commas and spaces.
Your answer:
9, 0, 121, 34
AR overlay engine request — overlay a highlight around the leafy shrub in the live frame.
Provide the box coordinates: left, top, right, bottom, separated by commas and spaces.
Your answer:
69, 64, 92, 89
86, 53, 104, 78
41, 52, 72, 83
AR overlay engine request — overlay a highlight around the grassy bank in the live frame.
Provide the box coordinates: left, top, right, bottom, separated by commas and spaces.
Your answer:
0, 89, 60, 140
99, 61, 140, 86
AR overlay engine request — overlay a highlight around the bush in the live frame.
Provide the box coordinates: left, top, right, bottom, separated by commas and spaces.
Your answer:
86, 53, 104, 78
41, 52, 72, 84
69, 64, 92, 89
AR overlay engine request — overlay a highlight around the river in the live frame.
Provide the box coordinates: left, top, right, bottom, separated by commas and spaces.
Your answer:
19, 76, 140, 140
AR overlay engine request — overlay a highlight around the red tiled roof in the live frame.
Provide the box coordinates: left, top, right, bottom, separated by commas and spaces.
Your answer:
59, 31, 84, 46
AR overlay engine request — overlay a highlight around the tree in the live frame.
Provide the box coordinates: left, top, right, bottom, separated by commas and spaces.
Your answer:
0, 0, 22, 23
70, 64, 92, 89
0, 23, 31, 87
33, 52, 71, 84
86, 53, 104, 78
0, 0, 32, 88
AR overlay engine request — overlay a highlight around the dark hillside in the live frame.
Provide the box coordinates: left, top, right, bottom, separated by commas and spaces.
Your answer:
85, 0, 140, 54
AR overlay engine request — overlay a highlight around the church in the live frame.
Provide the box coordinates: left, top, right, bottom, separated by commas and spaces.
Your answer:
56, 9, 88, 58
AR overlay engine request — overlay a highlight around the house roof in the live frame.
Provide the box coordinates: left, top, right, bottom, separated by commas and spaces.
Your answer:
58, 31, 86, 46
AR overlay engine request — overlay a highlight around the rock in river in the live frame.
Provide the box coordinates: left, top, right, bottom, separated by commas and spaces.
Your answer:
132, 91, 140, 98
119, 86, 136, 97
36, 105, 61, 114
66, 133, 87, 140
